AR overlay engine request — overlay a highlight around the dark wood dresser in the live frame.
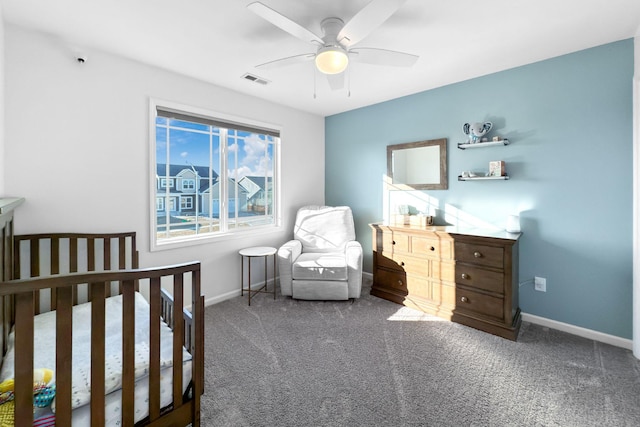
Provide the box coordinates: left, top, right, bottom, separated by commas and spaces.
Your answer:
370, 223, 521, 340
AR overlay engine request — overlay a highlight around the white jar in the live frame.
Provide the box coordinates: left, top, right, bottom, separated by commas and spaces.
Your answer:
506, 215, 521, 233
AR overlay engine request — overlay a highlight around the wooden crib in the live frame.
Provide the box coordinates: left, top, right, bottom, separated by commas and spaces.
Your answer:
0, 199, 204, 426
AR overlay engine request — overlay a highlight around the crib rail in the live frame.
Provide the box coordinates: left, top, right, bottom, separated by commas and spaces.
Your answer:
0, 262, 203, 427
13, 232, 139, 311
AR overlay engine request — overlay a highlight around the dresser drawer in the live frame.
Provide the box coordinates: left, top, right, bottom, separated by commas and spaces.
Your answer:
412, 236, 453, 260
456, 264, 504, 294
376, 253, 429, 276
394, 255, 429, 277
375, 268, 430, 295
381, 230, 453, 260
455, 242, 504, 269
385, 232, 410, 253
375, 268, 407, 293
376, 252, 402, 271
456, 287, 503, 320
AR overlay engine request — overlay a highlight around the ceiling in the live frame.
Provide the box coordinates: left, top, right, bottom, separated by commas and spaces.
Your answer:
2, 0, 640, 117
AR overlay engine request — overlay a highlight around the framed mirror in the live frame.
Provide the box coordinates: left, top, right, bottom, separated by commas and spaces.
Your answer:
387, 138, 448, 190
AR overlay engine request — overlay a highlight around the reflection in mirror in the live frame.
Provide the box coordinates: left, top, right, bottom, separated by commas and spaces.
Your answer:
387, 138, 448, 190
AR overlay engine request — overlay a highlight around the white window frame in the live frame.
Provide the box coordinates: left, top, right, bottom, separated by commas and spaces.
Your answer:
149, 98, 282, 251
156, 197, 164, 212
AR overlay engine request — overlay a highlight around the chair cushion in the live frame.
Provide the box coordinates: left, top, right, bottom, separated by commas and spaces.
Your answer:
292, 253, 348, 281
293, 206, 355, 253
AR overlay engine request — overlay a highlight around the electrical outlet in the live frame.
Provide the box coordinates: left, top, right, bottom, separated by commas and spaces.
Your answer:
534, 276, 546, 292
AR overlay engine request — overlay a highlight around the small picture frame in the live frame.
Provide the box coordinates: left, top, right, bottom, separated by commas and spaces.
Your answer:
489, 161, 505, 177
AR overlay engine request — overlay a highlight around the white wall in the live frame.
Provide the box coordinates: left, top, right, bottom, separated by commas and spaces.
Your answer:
3, 25, 325, 303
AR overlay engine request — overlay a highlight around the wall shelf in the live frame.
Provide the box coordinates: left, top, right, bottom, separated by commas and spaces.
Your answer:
458, 139, 510, 150
458, 175, 509, 181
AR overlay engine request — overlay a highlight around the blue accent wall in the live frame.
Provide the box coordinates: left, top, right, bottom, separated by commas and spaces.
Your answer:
325, 40, 634, 339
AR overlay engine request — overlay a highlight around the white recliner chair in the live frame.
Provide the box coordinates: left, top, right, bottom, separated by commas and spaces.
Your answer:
278, 205, 363, 300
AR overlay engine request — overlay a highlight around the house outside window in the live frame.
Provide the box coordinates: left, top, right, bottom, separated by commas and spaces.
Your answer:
151, 100, 280, 249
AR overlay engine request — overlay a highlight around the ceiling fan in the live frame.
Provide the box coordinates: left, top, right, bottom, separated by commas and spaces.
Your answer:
247, 0, 419, 90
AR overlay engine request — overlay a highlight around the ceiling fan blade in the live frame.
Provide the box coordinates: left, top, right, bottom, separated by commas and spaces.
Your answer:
247, 2, 323, 45
337, 0, 408, 47
256, 53, 316, 70
349, 47, 418, 67
325, 73, 345, 91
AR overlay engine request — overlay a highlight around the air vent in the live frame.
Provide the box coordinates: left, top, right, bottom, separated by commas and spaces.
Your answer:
242, 73, 270, 85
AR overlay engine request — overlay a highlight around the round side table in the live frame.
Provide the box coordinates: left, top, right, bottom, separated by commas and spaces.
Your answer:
239, 246, 277, 305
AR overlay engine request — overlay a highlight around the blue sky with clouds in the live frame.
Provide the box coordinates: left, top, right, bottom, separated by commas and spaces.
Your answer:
156, 118, 274, 178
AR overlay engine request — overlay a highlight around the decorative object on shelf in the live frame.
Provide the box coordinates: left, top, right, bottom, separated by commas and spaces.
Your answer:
392, 214, 410, 225
391, 213, 433, 227
463, 121, 493, 144
409, 214, 433, 227
461, 171, 481, 178
506, 215, 521, 233
489, 160, 506, 177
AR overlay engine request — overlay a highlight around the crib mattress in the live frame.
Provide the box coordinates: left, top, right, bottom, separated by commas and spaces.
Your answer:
0, 291, 192, 425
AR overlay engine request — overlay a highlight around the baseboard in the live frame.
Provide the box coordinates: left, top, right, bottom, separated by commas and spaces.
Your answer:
205, 289, 240, 307
521, 313, 633, 350
204, 278, 278, 307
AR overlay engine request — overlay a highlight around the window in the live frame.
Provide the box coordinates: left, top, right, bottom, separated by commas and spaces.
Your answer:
181, 197, 193, 210
160, 178, 174, 188
182, 179, 195, 191
151, 101, 280, 249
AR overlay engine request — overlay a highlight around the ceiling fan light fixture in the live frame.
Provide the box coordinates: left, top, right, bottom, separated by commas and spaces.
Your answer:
315, 46, 349, 74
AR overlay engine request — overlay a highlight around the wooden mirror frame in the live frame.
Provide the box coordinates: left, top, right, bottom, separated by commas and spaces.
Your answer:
387, 138, 448, 190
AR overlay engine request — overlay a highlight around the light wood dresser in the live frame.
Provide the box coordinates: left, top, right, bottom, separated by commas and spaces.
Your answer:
370, 223, 521, 340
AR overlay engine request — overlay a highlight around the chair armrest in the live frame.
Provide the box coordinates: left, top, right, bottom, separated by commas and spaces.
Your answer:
278, 240, 302, 296
345, 241, 363, 299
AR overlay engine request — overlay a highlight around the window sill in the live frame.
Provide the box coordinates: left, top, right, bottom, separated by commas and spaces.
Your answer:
150, 224, 284, 252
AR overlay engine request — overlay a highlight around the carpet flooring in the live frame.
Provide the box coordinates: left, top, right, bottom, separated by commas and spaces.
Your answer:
200, 278, 640, 426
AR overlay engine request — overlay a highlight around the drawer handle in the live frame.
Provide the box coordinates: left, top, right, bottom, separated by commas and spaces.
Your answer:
461, 273, 469, 280
392, 240, 396, 245
474, 251, 482, 258
460, 296, 468, 303
400, 261, 405, 266
397, 280, 403, 286
430, 246, 435, 251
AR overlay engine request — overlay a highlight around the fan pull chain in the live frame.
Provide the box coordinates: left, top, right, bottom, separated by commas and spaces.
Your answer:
347, 66, 351, 97
313, 65, 317, 99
